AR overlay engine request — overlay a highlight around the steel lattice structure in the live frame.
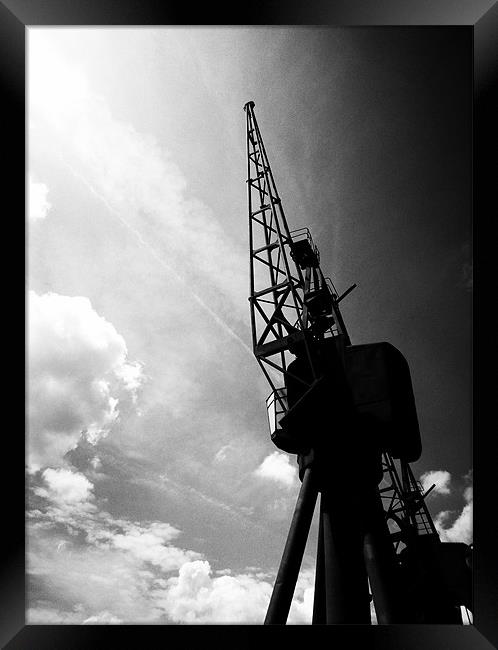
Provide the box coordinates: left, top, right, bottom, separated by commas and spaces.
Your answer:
246, 100, 352, 418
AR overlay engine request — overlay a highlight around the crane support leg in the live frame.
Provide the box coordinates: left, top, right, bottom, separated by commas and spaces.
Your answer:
320, 488, 372, 624
264, 466, 318, 624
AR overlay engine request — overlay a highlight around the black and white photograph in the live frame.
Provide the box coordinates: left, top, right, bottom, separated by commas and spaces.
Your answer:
0, 2, 492, 646
26, 25, 474, 626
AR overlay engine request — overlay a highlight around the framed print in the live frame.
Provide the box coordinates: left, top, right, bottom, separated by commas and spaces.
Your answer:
2, 0, 497, 648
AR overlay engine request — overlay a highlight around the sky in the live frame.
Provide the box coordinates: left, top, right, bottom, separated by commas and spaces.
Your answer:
27, 27, 472, 624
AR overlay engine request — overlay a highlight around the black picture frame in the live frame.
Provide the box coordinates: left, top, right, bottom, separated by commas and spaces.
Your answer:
3, 0, 497, 648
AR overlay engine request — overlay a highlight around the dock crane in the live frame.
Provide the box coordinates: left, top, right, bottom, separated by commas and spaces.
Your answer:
244, 100, 472, 625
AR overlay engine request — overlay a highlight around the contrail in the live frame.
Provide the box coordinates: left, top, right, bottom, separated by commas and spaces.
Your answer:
61, 157, 255, 358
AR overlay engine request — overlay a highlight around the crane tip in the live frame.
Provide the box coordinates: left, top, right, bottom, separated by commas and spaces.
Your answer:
243, 100, 255, 111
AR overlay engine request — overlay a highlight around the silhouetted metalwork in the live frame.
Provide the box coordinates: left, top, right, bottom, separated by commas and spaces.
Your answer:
244, 100, 472, 625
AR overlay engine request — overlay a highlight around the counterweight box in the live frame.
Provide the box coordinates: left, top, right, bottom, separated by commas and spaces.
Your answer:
343, 342, 421, 462
269, 339, 421, 462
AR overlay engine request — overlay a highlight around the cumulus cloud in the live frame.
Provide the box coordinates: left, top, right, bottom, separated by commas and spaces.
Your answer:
27, 605, 90, 624
434, 485, 473, 544
28, 536, 166, 623
110, 522, 195, 572
29, 472, 197, 572
28, 173, 51, 221
28, 463, 316, 624
419, 470, 472, 544
254, 452, 298, 489
420, 470, 452, 495
28, 290, 144, 469
287, 568, 315, 624
28, 479, 274, 624
27, 466, 316, 624
27, 468, 204, 623
34, 467, 95, 505
155, 560, 273, 623
113, 361, 144, 403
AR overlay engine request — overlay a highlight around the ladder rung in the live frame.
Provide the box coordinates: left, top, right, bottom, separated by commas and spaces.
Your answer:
251, 205, 270, 216
249, 180, 269, 195
253, 242, 279, 255
251, 281, 291, 299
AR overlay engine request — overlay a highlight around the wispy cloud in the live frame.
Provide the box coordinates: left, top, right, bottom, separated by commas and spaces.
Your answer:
29, 34, 250, 346
61, 157, 253, 358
